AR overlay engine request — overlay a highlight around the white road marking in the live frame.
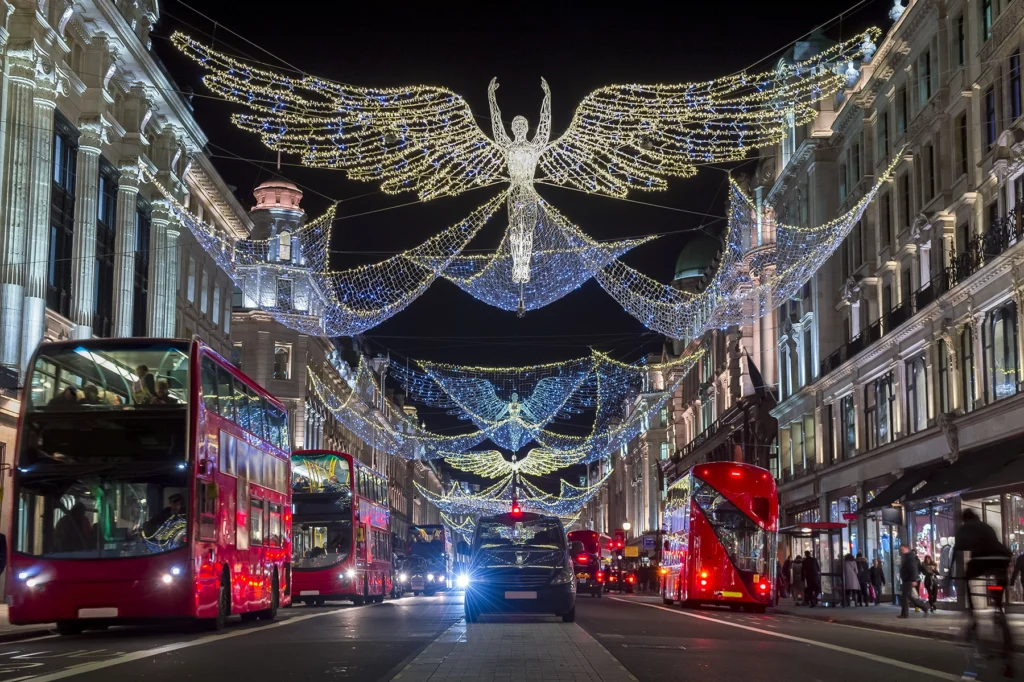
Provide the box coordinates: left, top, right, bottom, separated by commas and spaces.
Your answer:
611, 598, 961, 681
11, 607, 352, 681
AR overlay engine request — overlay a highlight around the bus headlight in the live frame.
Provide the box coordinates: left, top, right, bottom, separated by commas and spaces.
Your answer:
399, 573, 408, 582
427, 574, 434, 581
437, 574, 446, 583
346, 569, 356, 580
456, 574, 470, 589
161, 574, 174, 585
25, 578, 40, 588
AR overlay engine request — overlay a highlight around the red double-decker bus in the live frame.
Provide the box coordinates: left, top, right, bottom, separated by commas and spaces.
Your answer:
567, 530, 612, 597
291, 450, 392, 604
661, 462, 778, 612
9, 338, 292, 634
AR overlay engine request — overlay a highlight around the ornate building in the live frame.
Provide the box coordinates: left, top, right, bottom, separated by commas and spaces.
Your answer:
765, 0, 1024, 607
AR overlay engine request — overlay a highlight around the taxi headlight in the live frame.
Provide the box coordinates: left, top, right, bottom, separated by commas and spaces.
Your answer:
551, 565, 575, 586
456, 574, 470, 588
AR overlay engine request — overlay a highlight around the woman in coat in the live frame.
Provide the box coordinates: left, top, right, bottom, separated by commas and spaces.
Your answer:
856, 553, 871, 607
921, 555, 938, 612
843, 553, 862, 606
791, 555, 805, 606
868, 558, 885, 605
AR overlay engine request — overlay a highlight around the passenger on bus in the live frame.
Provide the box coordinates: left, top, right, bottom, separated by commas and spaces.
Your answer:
54, 502, 95, 553
80, 385, 102, 405
152, 380, 179, 405
132, 365, 156, 404
325, 475, 346, 492
48, 386, 79, 406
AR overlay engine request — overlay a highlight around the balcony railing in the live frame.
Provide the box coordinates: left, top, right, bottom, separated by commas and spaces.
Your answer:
819, 205, 1024, 380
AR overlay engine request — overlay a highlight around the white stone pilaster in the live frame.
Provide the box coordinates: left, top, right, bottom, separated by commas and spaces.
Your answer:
21, 84, 58, 369
111, 165, 141, 337
69, 120, 104, 340
146, 201, 171, 336
164, 222, 180, 337
0, 54, 36, 369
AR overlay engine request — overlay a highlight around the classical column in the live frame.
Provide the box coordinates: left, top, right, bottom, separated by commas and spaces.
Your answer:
111, 164, 141, 337
146, 200, 170, 336
21, 80, 59, 369
0, 54, 36, 369
164, 222, 181, 337
69, 120, 104, 339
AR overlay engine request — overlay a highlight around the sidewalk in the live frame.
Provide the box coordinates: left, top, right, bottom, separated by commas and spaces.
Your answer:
0, 605, 53, 642
391, 619, 637, 682
775, 602, 1024, 649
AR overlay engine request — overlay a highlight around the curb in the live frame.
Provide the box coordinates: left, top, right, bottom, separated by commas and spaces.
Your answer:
0, 626, 53, 643
774, 608, 1024, 652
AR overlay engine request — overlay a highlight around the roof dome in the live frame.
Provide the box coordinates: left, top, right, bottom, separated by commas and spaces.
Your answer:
251, 177, 304, 214
674, 234, 722, 281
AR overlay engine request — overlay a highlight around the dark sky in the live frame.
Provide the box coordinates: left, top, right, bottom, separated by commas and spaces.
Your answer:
152, 0, 890, 479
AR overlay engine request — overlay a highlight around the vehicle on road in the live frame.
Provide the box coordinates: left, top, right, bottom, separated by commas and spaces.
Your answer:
604, 568, 636, 593
661, 462, 778, 612
463, 510, 578, 623
567, 530, 610, 597
292, 450, 392, 605
408, 524, 451, 594
9, 338, 292, 634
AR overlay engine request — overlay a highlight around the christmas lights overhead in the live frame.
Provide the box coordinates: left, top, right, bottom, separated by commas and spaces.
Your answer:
441, 448, 589, 479
173, 29, 878, 286
597, 153, 902, 341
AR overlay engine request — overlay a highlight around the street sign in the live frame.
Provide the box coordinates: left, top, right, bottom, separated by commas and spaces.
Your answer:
624, 546, 639, 558
642, 535, 655, 550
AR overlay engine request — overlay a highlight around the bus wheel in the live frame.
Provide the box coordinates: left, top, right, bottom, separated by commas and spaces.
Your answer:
206, 572, 231, 631
258, 572, 279, 620
662, 597, 674, 605
56, 621, 84, 636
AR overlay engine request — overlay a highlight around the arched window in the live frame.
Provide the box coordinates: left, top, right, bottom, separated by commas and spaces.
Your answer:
279, 231, 292, 261
984, 300, 1019, 401
906, 353, 929, 434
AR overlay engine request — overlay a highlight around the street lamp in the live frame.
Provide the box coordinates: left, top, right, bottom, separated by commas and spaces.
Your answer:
622, 522, 631, 532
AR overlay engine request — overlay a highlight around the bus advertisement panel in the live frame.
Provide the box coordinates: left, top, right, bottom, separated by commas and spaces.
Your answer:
291, 450, 392, 604
9, 338, 292, 634
661, 462, 778, 612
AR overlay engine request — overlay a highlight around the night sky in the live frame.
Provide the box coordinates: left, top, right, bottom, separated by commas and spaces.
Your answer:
151, 0, 891, 467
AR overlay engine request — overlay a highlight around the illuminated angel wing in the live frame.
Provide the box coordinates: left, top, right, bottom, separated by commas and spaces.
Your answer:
538, 30, 878, 197
173, 33, 506, 200
442, 448, 586, 478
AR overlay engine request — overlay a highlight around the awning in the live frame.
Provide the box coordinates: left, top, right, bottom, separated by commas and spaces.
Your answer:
905, 449, 1019, 503
857, 462, 947, 513
961, 456, 1024, 501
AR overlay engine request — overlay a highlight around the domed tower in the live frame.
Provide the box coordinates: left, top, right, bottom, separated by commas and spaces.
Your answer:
672, 233, 723, 294
250, 178, 306, 264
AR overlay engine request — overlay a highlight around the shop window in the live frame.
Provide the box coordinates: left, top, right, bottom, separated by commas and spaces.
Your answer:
908, 503, 956, 602
984, 301, 1020, 402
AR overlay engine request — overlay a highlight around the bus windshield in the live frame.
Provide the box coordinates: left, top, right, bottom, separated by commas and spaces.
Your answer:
28, 341, 190, 411
693, 480, 769, 575
16, 412, 189, 559
291, 454, 353, 569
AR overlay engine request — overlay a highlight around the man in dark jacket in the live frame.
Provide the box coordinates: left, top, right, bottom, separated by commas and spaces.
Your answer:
801, 550, 820, 607
898, 545, 928, 617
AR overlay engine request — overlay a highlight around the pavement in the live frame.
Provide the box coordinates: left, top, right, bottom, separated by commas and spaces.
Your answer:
0, 605, 53, 642
0, 592, 1018, 681
774, 600, 1024, 647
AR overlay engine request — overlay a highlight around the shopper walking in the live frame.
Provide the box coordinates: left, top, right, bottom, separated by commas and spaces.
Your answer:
791, 555, 805, 606
843, 553, 861, 606
922, 554, 938, 611
856, 553, 871, 607
868, 558, 885, 605
898, 545, 928, 618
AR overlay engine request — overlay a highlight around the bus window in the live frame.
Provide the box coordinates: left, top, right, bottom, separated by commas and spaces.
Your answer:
248, 386, 264, 441
198, 481, 217, 541
216, 366, 234, 421
250, 497, 264, 545
267, 402, 282, 449
234, 380, 250, 432
201, 357, 218, 413
268, 503, 282, 547
247, 445, 263, 487
219, 431, 237, 476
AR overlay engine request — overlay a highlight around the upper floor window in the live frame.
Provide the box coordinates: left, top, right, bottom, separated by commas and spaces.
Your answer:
898, 172, 911, 231
956, 112, 969, 178
865, 373, 896, 450
937, 339, 951, 415
880, 193, 892, 248
659, 442, 669, 460
896, 86, 908, 136
922, 143, 936, 204
982, 0, 993, 41
956, 14, 966, 66
906, 353, 929, 434
839, 394, 856, 460
849, 140, 861, 185
279, 231, 292, 262
918, 50, 932, 107
984, 301, 1020, 402
213, 282, 222, 328
876, 108, 889, 163
985, 87, 998, 149
200, 269, 209, 314
273, 343, 292, 381
961, 327, 977, 413
187, 257, 196, 303
1011, 52, 1022, 121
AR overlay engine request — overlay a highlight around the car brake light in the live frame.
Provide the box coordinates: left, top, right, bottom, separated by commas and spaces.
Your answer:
759, 583, 768, 591
576, 554, 589, 563
596, 572, 604, 582
628, 576, 635, 583
700, 571, 708, 579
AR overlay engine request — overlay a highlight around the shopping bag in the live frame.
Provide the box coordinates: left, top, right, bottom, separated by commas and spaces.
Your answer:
918, 583, 928, 601
868, 584, 876, 601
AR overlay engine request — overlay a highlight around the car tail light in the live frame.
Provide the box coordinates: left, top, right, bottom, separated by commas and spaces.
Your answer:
628, 576, 635, 583
759, 582, 768, 591
576, 554, 589, 564
596, 572, 604, 582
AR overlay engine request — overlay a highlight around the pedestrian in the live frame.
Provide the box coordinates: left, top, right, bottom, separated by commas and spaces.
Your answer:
856, 553, 871, 607
782, 556, 793, 598
801, 550, 820, 607
922, 554, 939, 611
1011, 551, 1024, 602
869, 558, 885, 605
791, 555, 805, 606
843, 553, 861, 606
898, 545, 928, 618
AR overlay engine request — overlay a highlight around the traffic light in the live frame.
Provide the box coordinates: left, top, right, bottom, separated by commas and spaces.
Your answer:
613, 528, 626, 549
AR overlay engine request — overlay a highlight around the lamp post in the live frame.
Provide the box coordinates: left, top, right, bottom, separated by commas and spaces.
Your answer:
622, 521, 631, 536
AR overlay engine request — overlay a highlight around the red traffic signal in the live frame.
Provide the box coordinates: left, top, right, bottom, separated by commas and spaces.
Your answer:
511, 504, 522, 515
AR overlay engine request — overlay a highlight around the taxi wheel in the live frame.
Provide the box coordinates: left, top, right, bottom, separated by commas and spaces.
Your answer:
413, 591, 421, 597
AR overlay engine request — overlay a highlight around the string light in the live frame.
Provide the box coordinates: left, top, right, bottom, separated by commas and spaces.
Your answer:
440, 448, 588, 479
596, 153, 902, 341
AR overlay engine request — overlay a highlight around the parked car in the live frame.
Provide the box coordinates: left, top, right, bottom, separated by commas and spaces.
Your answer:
605, 568, 636, 594
463, 511, 579, 623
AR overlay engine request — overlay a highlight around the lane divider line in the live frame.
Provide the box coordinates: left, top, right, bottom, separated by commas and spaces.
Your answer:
610, 598, 961, 681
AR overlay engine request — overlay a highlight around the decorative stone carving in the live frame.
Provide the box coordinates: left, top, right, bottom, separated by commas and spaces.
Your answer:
938, 412, 959, 462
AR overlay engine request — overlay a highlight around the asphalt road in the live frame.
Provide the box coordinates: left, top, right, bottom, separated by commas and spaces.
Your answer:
0, 592, 1017, 681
